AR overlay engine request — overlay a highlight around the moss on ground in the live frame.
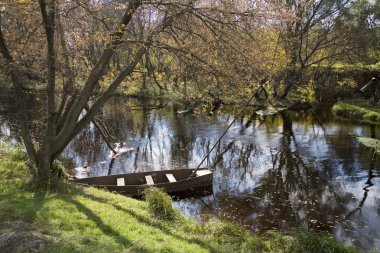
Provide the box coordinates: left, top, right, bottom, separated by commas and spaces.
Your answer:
332, 99, 380, 124
0, 142, 359, 253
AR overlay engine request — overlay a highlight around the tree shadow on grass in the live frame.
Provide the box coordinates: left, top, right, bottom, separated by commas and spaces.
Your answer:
0, 191, 47, 224
0, 191, 58, 253
71, 189, 219, 253
115, 204, 217, 251
60, 194, 153, 253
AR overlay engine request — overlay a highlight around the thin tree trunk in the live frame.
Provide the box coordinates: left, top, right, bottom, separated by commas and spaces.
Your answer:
0, 12, 37, 167
56, 13, 74, 120
38, 0, 57, 185
54, 1, 142, 147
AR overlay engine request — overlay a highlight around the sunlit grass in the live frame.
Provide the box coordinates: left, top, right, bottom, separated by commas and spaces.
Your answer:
1, 185, 216, 253
0, 142, 33, 194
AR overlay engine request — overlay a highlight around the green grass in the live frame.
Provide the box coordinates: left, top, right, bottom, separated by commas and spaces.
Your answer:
0, 143, 360, 253
332, 98, 380, 124
144, 187, 180, 221
0, 142, 33, 194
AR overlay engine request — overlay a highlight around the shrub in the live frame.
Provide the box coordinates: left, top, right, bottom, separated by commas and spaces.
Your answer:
206, 220, 248, 244
296, 80, 316, 104
336, 78, 358, 98
260, 231, 297, 253
241, 229, 359, 253
332, 99, 380, 124
363, 111, 380, 122
240, 235, 267, 253
144, 187, 179, 221
290, 229, 358, 253
0, 142, 32, 194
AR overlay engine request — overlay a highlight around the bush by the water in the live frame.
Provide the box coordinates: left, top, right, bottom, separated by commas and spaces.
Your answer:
332, 99, 380, 124
144, 187, 180, 221
289, 229, 358, 253
204, 222, 358, 253
240, 229, 358, 253
0, 142, 32, 194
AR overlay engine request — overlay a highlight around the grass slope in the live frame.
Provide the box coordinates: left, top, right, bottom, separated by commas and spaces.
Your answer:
0, 143, 359, 253
332, 99, 380, 124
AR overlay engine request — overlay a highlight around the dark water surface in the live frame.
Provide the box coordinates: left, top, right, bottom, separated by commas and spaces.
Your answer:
1, 96, 379, 251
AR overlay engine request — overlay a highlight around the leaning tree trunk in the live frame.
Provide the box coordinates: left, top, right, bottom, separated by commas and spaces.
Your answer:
1, 0, 182, 188
278, 71, 297, 99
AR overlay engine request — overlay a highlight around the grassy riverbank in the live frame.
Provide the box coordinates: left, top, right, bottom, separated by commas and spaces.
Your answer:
0, 143, 359, 253
332, 99, 380, 124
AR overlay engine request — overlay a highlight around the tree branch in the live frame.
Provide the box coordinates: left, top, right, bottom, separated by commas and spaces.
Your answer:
0, 12, 37, 163
39, 0, 57, 164
54, 0, 142, 149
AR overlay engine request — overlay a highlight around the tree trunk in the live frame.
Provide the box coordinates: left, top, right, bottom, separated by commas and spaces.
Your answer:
36, 152, 53, 188
0, 1, 183, 188
38, 0, 57, 187
278, 71, 297, 99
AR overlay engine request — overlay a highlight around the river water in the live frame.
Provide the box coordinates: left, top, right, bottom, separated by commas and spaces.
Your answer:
1, 96, 379, 251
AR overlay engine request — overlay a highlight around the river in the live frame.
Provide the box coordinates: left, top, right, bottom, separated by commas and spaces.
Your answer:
1, 96, 379, 251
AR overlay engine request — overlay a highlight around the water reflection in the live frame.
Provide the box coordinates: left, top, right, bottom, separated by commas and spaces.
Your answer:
0, 94, 21, 144
1, 94, 379, 251
206, 109, 380, 251
63, 99, 380, 250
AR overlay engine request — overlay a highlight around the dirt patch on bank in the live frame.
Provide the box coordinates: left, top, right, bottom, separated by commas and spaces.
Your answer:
0, 220, 55, 253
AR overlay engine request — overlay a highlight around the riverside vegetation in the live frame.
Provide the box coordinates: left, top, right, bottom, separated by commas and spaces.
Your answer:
0, 142, 359, 253
332, 99, 380, 124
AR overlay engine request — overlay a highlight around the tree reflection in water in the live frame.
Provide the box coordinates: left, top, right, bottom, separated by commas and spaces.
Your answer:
1, 95, 379, 251
62, 99, 380, 250
208, 110, 380, 250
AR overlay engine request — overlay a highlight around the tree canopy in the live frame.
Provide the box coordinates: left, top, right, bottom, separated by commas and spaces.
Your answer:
0, 0, 379, 186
